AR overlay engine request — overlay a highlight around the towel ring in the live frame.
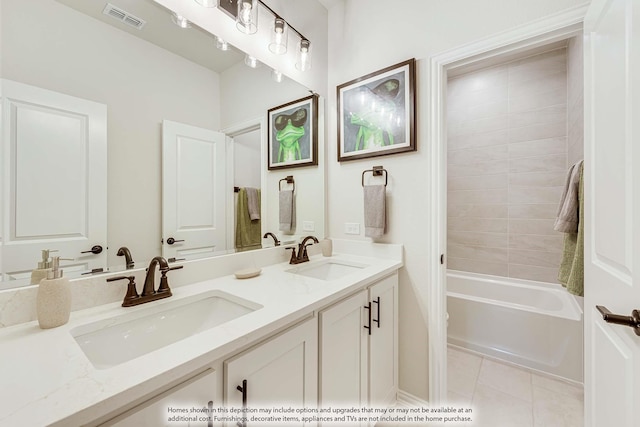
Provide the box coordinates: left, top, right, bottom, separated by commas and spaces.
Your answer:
362, 166, 388, 187
279, 175, 295, 193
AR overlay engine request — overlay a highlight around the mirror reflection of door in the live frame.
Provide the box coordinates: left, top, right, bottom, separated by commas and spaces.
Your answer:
1, 79, 108, 283
161, 120, 227, 261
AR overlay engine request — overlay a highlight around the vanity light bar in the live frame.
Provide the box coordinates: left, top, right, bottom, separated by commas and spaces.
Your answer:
103, 3, 146, 30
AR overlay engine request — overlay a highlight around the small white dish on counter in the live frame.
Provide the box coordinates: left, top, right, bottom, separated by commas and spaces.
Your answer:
234, 267, 262, 279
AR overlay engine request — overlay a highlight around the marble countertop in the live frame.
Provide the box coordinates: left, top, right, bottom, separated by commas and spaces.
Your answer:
0, 250, 402, 427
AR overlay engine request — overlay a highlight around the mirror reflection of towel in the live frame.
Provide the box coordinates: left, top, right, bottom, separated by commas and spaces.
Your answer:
279, 189, 296, 234
364, 185, 386, 238
235, 188, 261, 251
246, 187, 260, 220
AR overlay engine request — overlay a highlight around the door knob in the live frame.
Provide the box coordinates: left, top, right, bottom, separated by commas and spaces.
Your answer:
596, 305, 640, 336
81, 245, 103, 255
165, 237, 184, 245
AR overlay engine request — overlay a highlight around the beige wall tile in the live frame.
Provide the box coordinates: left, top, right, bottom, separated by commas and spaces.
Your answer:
508, 204, 558, 219
508, 137, 567, 159
509, 171, 566, 188
509, 248, 562, 268
508, 120, 566, 144
508, 234, 564, 251
448, 174, 508, 191
449, 188, 508, 205
448, 144, 509, 165
448, 244, 509, 263
448, 217, 508, 233
508, 186, 564, 204
509, 87, 567, 113
448, 128, 508, 151
508, 104, 567, 129
509, 219, 557, 236
448, 159, 509, 177
448, 203, 508, 218
509, 153, 566, 174
448, 230, 508, 248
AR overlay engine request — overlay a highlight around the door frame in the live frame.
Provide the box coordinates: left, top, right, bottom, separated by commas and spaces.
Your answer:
426, 5, 588, 403
221, 117, 267, 251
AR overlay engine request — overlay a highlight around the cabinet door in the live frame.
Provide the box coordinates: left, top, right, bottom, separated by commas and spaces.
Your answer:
104, 369, 220, 427
224, 317, 318, 425
368, 274, 398, 408
319, 290, 369, 409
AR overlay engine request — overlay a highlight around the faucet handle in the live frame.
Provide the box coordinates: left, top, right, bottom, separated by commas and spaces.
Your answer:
158, 265, 182, 294
107, 275, 139, 306
285, 246, 297, 264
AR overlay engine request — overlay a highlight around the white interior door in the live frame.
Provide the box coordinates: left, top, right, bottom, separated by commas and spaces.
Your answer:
162, 120, 227, 261
584, 0, 640, 425
1, 79, 107, 279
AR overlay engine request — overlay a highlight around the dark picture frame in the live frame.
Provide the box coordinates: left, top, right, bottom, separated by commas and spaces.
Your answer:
337, 58, 416, 162
267, 94, 318, 170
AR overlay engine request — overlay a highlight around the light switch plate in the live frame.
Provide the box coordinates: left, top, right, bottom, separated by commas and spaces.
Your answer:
345, 223, 360, 235
302, 221, 315, 232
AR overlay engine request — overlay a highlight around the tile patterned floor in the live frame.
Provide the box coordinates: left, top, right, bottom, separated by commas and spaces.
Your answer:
447, 346, 584, 427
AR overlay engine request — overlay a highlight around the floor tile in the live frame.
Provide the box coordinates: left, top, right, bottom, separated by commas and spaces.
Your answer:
447, 347, 482, 398
477, 358, 533, 402
472, 383, 534, 427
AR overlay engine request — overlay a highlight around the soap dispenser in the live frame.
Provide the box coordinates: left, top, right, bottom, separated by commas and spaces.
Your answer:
36, 256, 71, 329
30, 249, 57, 285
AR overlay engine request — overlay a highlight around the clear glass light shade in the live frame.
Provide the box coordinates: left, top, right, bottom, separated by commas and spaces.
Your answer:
271, 70, 283, 83
296, 39, 311, 71
171, 13, 191, 29
194, 0, 216, 7
244, 55, 259, 68
236, 0, 258, 34
215, 36, 229, 51
269, 18, 288, 54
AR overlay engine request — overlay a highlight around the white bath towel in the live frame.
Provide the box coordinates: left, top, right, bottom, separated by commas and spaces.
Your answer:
364, 184, 386, 238
245, 187, 260, 220
554, 160, 583, 233
279, 189, 296, 234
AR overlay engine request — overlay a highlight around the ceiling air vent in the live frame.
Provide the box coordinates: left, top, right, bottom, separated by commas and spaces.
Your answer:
102, 3, 146, 30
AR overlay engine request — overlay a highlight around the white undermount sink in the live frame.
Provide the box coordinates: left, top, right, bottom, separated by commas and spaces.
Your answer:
71, 291, 261, 369
286, 259, 368, 281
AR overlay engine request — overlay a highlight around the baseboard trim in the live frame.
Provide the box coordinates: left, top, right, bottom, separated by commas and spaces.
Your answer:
396, 390, 429, 408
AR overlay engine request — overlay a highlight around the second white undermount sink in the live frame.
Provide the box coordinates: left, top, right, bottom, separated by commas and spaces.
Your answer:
71, 291, 261, 369
287, 259, 368, 281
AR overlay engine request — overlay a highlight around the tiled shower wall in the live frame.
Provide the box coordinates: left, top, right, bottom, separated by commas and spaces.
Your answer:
446, 48, 571, 283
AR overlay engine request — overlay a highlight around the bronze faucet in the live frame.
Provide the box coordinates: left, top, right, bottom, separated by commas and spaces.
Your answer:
116, 246, 135, 269
287, 235, 319, 264
263, 232, 281, 246
107, 256, 183, 307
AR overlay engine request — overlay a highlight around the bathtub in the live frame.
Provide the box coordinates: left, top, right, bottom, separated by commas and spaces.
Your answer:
447, 270, 583, 383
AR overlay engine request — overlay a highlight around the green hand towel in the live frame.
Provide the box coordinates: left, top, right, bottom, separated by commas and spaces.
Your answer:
558, 162, 584, 296
235, 188, 262, 252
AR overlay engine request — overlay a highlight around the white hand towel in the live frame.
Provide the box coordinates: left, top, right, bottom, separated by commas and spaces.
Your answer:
245, 187, 260, 220
279, 189, 296, 234
364, 184, 386, 238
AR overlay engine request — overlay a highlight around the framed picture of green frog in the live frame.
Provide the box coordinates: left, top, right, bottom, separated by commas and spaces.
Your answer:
337, 58, 416, 162
267, 94, 318, 170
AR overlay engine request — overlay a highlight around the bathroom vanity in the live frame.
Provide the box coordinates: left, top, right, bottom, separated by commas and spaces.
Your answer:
0, 240, 402, 426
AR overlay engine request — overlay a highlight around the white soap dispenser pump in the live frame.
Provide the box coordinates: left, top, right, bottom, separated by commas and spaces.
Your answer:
30, 249, 57, 285
36, 256, 72, 329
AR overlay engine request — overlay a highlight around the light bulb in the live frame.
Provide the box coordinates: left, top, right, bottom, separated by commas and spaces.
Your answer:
296, 39, 311, 71
171, 13, 190, 29
272, 70, 283, 83
216, 36, 229, 51
269, 18, 288, 54
245, 55, 258, 68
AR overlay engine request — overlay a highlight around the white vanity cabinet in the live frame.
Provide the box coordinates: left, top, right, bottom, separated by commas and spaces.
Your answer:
102, 368, 221, 427
319, 273, 398, 412
224, 317, 318, 426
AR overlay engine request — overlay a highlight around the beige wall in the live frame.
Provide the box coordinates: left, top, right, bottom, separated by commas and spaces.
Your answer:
326, 0, 588, 401
447, 49, 569, 284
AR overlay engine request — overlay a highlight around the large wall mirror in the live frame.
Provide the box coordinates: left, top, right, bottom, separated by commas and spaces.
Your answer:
0, 0, 325, 290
